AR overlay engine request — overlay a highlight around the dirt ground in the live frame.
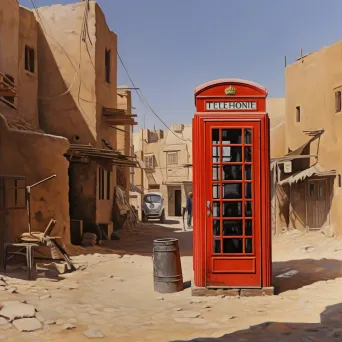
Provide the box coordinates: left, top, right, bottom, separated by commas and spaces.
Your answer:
1, 218, 342, 341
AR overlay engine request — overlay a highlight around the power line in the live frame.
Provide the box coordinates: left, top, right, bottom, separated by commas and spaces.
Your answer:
117, 51, 192, 143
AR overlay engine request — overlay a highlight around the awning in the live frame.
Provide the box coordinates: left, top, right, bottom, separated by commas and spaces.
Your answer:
129, 183, 143, 194
66, 144, 140, 168
279, 163, 336, 185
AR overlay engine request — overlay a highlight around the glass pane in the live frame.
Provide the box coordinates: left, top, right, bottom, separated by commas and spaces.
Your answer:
212, 129, 219, 144
244, 129, 252, 144
223, 239, 243, 253
223, 183, 242, 199
213, 239, 221, 253
244, 147, 252, 162
213, 146, 220, 163
213, 202, 220, 217
245, 238, 253, 253
245, 220, 252, 236
223, 202, 242, 217
223, 165, 242, 180
213, 220, 220, 236
213, 165, 220, 180
223, 220, 243, 236
222, 146, 242, 162
245, 201, 252, 217
245, 165, 252, 180
245, 183, 252, 199
213, 184, 220, 199
222, 129, 242, 144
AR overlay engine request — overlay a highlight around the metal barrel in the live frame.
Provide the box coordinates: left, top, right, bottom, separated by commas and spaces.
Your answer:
153, 238, 184, 293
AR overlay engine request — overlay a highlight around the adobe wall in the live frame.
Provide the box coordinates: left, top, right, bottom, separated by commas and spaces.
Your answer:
0, 114, 70, 244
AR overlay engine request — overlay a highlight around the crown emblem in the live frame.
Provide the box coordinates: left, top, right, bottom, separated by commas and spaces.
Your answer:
225, 85, 237, 96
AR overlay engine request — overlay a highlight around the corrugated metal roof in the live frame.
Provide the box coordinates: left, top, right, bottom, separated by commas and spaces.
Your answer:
279, 164, 336, 185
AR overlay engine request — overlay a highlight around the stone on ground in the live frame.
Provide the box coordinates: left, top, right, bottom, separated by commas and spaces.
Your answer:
12, 318, 42, 332
0, 303, 36, 322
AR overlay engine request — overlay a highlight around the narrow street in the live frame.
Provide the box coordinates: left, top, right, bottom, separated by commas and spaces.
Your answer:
0, 219, 342, 341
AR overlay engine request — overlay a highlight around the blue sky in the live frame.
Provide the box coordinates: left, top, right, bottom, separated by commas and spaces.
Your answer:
20, 0, 342, 130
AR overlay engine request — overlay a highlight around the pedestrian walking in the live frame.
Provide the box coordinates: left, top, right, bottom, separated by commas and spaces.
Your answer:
186, 192, 193, 229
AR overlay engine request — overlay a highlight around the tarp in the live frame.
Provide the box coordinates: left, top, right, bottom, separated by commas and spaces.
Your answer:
279, 163, 336, 185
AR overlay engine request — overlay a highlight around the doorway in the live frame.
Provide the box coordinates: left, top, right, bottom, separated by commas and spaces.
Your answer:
307, 179, 329, 230
175, 189, 182, 216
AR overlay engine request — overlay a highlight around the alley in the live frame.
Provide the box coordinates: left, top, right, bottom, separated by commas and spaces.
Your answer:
0, 219, 341, 341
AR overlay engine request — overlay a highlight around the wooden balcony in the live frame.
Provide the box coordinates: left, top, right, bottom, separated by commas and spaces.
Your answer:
102, 107, 138, 126
0, 72, 18, 97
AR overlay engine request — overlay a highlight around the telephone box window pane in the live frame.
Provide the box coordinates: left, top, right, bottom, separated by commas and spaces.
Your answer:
213, 147, 220, 163
213, 202, 220, 217
223, 183, 242, 199
318, 184, 324, 199
245, 183, 252, 199
223, 202, 242, 217
223, 238, 243, 253
222, 147, 242, 162
213, 166, 220, 180
244, 129, 252, 144
213, 220, 220, 236
245, 165, 252, 180
244, 147, 252, 162
222, 129, 242, 144
213, 184, 220, 199
245, 238, 253, 253
223, 220, 242, 236
213, 239, 221, 253
212, 129, 219, 144
245, 202, 252, 217
223, 165, 242, 180
245, 220, 252, 236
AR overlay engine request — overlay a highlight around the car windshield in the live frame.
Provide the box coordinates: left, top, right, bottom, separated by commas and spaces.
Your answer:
144, 195, 162, 203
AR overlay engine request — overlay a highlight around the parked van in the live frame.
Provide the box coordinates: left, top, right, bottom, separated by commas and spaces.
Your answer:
142, 192, 166, 223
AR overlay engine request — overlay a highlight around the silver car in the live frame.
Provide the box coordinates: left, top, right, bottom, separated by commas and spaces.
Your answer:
142, 192, 166, 223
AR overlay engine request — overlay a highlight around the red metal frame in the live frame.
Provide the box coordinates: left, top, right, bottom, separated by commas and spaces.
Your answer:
193, 79, 271, 289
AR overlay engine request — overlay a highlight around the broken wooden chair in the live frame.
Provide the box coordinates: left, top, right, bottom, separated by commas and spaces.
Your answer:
2, 219, 76, 279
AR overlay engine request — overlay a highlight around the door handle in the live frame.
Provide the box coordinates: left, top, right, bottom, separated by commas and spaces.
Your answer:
206, 200, 213, 216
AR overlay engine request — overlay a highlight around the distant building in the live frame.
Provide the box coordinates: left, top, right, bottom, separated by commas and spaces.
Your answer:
133, 124, 192, 217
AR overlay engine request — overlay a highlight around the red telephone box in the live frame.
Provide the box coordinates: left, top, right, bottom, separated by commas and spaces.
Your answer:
192, 79, 273, 296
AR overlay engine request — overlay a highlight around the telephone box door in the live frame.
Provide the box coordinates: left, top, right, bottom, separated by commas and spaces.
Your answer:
205, 121, 262, 287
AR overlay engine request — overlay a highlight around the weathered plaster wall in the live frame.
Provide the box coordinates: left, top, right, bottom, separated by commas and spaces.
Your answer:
0, 0, 19, 119
117, 88, 133, 201
18, 7, 39, 129
285, 42, 342, 236
0, 115, 70, 245
93, 4, 118, 224
36, 2, 97, 144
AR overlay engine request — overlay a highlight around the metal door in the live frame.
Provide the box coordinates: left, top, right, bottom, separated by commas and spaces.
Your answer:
205, 121, 262, 287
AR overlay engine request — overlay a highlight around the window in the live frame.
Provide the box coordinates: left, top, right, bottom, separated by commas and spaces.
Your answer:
309, 183, 315, 197
98, 167, 111, 200
335, 91, 341, 113
2, 178, 26, 209
105, 48, 111, 84
144, 155, 154, 169
149, 184, 160, 190
318, 183, 324, 199
24, 45, 35, 73
296, 106, 301, 122
0, 74, 15, 108
167, 152, 178, 165
339, 174, 342, 188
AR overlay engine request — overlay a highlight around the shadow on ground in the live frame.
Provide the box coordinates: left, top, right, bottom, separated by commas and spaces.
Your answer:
273, 258, 342, 293
171, 303, 342, 341
68, 219, 193, 257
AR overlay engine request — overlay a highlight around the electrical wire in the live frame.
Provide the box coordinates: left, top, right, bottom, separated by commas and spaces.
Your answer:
117, 51, 192, 143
